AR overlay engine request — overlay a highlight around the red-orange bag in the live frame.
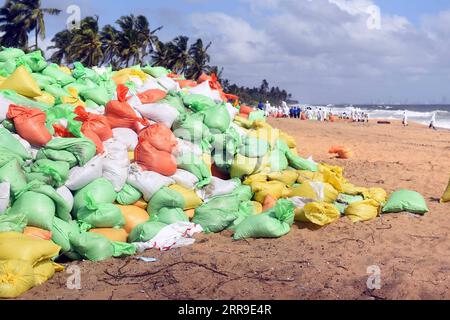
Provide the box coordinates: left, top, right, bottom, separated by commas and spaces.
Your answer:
53, 124, 74, 138
262, 195, 277, 212
82, 126, 104, 154
137, 89, 167, 104
7, 104, 52, 146
238, 113, 249, 119
176, 80, 198, 88
138, 123, 177, 154
23, 226, 52, 240
239, 105, 254, 115
74, 106, 112, 141
105, 84, 148, 132
134, 140, 177, 176
211, 163, 230, 180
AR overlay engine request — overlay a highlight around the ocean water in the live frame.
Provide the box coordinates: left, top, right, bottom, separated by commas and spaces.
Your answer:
332, 105, 450, 129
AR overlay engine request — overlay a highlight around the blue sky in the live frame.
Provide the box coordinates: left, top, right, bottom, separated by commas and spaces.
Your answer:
34, 1, 450, 103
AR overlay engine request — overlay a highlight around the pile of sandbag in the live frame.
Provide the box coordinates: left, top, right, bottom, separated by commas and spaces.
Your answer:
0, 47, 430, 298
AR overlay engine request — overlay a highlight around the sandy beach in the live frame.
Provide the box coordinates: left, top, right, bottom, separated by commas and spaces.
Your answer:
18, 118, 450, 300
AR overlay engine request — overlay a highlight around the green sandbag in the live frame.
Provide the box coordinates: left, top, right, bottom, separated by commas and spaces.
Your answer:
0, 59, 18, 75
286, 152, 317, 172
73, 178, 117, 214
248, 110, 266, 122
32, 73, 55, 89
70, 232, 136, 262
176, 153, 212, 188
150, 207, 188, 225
116, 184, 142, 205
0, 147, 24, 167
227, 201, 256, 231
192, 194, 241, 233
173, 113, 210, 143
43, 84, 69, 98
0, 127, 28, 160
30, 159, 70, 187
202, 103, 231, 133
382, 189, 429, 215
127, 221, 167, 243
0, 159, 27, 197
183, 94, 217, 112
269, 149, 289, 172
334, 194, 365, 214
51, 217, 81, 258
77, 202, 125, 231
20, 51, 47, 72
36, 149, 78, 168
233, 199, 295, 240
0, 90, 49, 110
142, 65, 170, 78
0, 213, 27, 233
42, 64, 75, 86
7, 191, 55, 230
1, 119, 15, 133
64, 81, 91, 94
231, 185, 253, 202
85, 99, 100, 109
43, 138, 96, 166
0, 48, 24, 62
148, 187, 185, 214
160, 92, 186, 114
80, 86, 110, 106
72, 62, 98, 81
238, 136, 270, 158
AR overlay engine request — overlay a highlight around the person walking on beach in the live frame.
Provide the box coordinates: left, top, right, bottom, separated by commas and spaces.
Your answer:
429, 112, 437, 130
264, 101, 271, 117
402, 110, 408, 127
257, 101, 264, 111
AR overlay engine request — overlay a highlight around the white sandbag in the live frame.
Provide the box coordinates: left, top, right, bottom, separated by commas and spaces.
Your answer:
139, 77, 165, 92
135, 102, 179, 128
225, 103, 239, 120
188, 81, 222, 102
29, 146, 39, 159
0, 182, 10, 215
196, 176, 240, 201
112, 128, 138, 151
65, 155, 104, 191
157, 76, 179, 91
230, 122, 247, 137
102, 141, 129, 192
12, 134, 32, 158
127, 164, 174, 201
56, 186, 74, 213
170, 169, 199, 190
129, 76, 144, 88
86, 106, 105, 115
0, 94, 13, 122
173, 138, 203, 158
127, 94, 142, 109
289, 197, 315, 209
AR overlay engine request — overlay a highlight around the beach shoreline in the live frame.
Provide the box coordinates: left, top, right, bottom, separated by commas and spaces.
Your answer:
19, 118, 450, 300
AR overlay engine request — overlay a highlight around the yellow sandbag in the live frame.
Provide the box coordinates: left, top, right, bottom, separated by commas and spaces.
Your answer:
0, 66, 42, 98
279, 131, 296, 148
169, 184, 203, 210
345, 199, 379, 223
0, 75, 5, 85
296, 202, 340, 226
250, 201, 263, 214
0, 232, 61, 266
184, 209, 195, 220
116, 205, 149, 233
362, 187, 387, 204
251, 180, 291, 203
243, 173, 268, 186
247, 126, 280, 147
0, 260, 35, 298
441, 178, 450, 203
89, 228, 129, 243
113, 68, 147, 84
341, 182, 367, 196
319, 163, 344, 178
297, 170, 324, 183
268, 170, 299, 185
230, 154, 259, 178
289, 147, 299, 156
33, 260, 63, 286
34, 92, 55, 106
128, 151, 134, 161
133, 199, 148, 210
321, 166, 346, 193
202, 153, 212, 174
289, 181, 338, 203
58, 66, 72, 75
61, 87, 85, 107
234, 116, 253, 129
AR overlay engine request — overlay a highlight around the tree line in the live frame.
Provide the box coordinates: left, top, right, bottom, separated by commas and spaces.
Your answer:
0, 0, 293, 105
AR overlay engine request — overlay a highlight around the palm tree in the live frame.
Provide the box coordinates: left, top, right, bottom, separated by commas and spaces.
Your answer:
152, 39, 170, 68
100, 24, 121, 67
186, 38, 211, 80
0, 0, 60, 50
48, 29, 73, 64
165, 36, 192, 74
66, 16, 103, 67
0, 0, 29, 49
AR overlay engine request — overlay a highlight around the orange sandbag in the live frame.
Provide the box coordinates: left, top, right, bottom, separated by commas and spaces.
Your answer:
329, 146, 353, 159
116, 205, 150, 233
211, 164, 230, 180
301, 113, 307, 120
239, 105, 254, 115
137, 89, 167, 104
176, 80, 198, 88
53, 124, 74, 138
138, 123, 177, 153
89, 228, 128, 243
329, 115, 336, 122
74, 106, 112, 141
7, 104, 52, 146
81, 126, 104, 154
133, 199, 148, 210
262, 195, 277, 212
105, 84, 148, 132
198, 73, 211, 84
134, 140, 177, 176
23, 227, 52, 241
185, 209, 195, 220
238, 113, 249, 119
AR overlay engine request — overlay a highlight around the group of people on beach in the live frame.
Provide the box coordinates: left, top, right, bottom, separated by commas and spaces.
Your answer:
402, 111, 437, 130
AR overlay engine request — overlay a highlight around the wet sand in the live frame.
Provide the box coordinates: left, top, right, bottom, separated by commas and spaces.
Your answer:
20, 118, 450, 300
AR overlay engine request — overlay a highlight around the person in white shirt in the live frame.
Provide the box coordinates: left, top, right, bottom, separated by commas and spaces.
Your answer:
264, 101, 271, 117
402, 110, 408, 127
429, 112, 437, 130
